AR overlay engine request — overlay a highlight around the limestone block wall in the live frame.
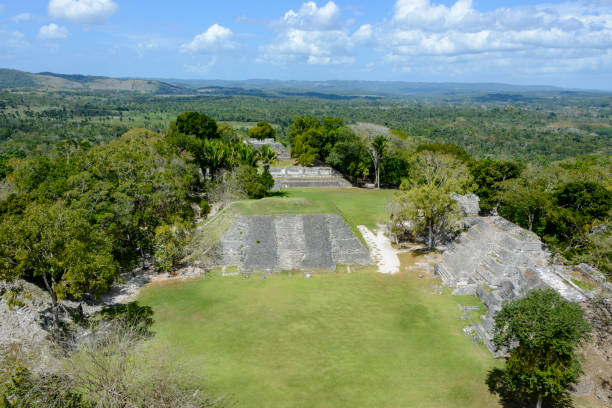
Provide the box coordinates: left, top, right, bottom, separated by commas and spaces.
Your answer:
269, 166, 352, 189
435, 215, 587, 353
244, 138, 290, 160
219, 214, 370, 271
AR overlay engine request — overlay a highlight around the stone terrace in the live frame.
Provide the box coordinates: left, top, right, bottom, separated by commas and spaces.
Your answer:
269, 166, 352, 190
435, 216, 587, 353
219, 214, 370, 271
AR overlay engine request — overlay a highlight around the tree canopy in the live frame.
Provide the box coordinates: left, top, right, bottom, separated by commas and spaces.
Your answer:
393, 151, 473, 249
487, 289, 591, 408
174, 111, 219, 140
248, 121, 275, 140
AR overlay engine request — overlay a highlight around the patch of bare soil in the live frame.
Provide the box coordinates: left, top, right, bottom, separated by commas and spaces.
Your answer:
572, 298, 612, 407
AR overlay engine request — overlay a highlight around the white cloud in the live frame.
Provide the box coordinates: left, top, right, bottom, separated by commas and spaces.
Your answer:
38, 23, 69, 40
351, 0, 612, 78
48, 0, 118, 24
0, 4, 5, 15
282, 1, 341, 30
11, 13, 32, 23
181, 24, 237, 53
261, 1, 360, 65
0, 30, 29, 49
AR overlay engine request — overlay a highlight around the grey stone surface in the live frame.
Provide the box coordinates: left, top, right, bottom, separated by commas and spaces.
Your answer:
219, 214, 370, 271
302, 214, 334, 269
436, 215, 587, 354
275, 215, 306, 270
269, 166, 352, 190
245, 138, 290, 160
451, 193, 480, 216
243, 216, 278, 271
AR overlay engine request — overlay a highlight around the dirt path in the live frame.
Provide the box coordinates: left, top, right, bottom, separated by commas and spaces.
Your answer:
357, 225, 400, 274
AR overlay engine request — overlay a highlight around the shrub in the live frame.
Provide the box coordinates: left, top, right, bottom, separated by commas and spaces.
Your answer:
235, 165, 274, 199
153, 221, 191, 272
199, 200, 211, 218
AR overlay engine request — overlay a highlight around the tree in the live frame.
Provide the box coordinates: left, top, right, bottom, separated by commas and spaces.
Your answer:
0, 201, 118, 330
555, 181, 611, 221
416, 143, 471, 162
230, 142, 258, 167
248, 121, 275, 140
470, 159, 521, 214
201, 139, 230, 180
368, 135, 388, 189
257, 145, 278, 167
173, 112, 218, 140
234, 165, 274, 199
153, 220, 191, 273
487, 289, 591, 408
393, 152, 473, 250
498, 177, 551, 231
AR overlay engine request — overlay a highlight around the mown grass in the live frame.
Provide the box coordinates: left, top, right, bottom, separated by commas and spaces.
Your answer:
139, 270, 500, 408
160, 188, 500, 406
199, 188, 395, 242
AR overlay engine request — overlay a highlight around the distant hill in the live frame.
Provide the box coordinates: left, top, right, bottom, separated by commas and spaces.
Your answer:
162, 78, 564, 97
0, 69, 190, 94
2, 68, 602, 99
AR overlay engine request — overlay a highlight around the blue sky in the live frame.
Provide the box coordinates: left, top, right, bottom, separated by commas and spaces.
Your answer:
1, 0, 611, 89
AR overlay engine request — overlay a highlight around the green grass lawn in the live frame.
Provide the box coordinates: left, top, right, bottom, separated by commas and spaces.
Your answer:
138, 270, 500, 408
159, 188, 500, 406
201, 188, 395, 242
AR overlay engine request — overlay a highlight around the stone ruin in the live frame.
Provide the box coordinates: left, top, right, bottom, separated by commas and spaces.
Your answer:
219, 214, 370, 271
244, 138, 290, 160
269, 166, 352, 190
435, 216, 589, 353
450, 193, 480, 216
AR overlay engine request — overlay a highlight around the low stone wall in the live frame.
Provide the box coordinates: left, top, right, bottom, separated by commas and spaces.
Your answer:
269, 166, 352, 189
219, 214, 370, 271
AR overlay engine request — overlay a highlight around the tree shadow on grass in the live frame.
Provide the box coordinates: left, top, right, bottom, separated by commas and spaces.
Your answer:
265, 190, 288, 198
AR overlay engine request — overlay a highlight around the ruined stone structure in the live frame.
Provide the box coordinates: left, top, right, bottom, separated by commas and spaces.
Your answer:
220, 214, 370, 271
435, 216, 588, 353
244, 138, 290, 160
450, 193, 480, 216
269, 166, 352, 190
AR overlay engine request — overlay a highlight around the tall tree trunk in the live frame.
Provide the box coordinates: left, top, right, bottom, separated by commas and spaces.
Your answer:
536, 395, 543, 408
376, 163, 380, 189
428, 218, 433, 250
41, 272, 60, 332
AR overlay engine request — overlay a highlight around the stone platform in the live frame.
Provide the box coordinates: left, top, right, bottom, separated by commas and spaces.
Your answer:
269, 166, 352, 190
245, 138, 290, 160
435, 216, 587, 354
219, 214, 370, 271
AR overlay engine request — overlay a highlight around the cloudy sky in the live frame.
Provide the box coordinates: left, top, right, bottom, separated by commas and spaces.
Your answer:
1, 0, 611, 89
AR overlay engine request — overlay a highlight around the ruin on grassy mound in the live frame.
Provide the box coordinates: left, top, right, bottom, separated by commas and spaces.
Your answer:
435, 216, 590, 353
220, 214, 370, 271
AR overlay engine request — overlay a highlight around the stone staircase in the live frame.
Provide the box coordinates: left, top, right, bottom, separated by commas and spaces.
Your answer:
269, 166, 352, 190
219, 214, 370, 271
435, 216, 587, 354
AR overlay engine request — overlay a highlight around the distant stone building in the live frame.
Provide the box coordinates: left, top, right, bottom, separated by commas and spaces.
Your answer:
244, 138, 290, 160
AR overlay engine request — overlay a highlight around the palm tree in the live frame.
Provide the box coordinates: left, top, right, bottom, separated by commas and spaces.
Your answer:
258, 145, 278, 169
202, 139, 229, 180
231, 143, 259, 167
369, 135, 388, 189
